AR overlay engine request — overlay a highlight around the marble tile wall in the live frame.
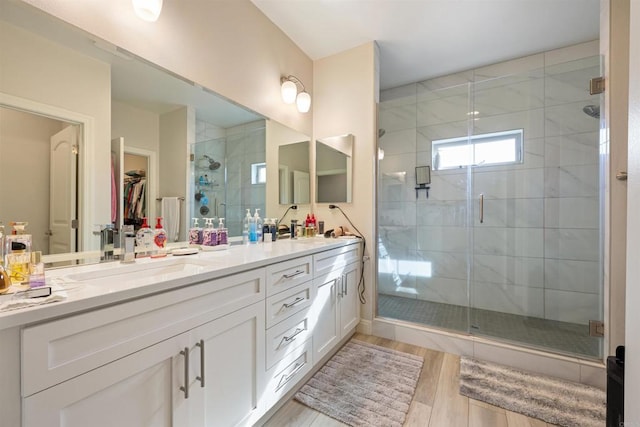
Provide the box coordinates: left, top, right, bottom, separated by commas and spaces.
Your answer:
378, 41, 601, 326
192, 119, 266, 237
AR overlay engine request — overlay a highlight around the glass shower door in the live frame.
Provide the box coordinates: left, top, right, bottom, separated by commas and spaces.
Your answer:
467, 56, 603, 359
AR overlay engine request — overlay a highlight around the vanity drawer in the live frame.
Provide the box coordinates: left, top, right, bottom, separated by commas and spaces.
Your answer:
313, 243, 360, 276
266, 308, 312, 369
266, 256, 312, 296
21, 268, 265, 397
264, 338, 313, 409
266, 281, 313, 328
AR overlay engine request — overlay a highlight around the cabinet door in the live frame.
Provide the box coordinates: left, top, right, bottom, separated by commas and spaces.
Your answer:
23, 333, 190, 427
311, 274, 340, 362
339, 262, 360, 338
189, 301, 266, 427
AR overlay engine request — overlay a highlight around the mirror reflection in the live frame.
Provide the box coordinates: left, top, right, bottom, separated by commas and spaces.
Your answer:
279, 141, 310, 204
316, 134, 353, 203
1, 0, 265, 261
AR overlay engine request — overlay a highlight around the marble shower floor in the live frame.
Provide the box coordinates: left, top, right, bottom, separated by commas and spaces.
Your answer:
377, 293, 601, 359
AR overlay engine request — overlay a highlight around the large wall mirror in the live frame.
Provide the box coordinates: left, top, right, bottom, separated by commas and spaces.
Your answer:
279, 142, 310, 204
316, 134, 353, 203
0, 0, 266, 262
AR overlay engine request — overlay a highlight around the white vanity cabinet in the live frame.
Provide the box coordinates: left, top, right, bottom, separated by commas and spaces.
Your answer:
312, 244, 361, 362
21, 268, 266, 427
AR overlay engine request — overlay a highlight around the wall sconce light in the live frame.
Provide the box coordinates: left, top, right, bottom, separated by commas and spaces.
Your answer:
280, 75, 311, 113
132, 0, 163, 22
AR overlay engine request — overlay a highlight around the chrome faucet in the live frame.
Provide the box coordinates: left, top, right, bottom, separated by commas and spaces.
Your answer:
120, 225, 136, 263
100, 224, 115, 261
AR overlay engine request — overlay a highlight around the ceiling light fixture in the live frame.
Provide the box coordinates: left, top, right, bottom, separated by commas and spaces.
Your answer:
132, 0, 163, 22
280, 75, 311, 113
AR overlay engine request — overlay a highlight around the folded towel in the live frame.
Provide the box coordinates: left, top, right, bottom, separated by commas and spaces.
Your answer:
0, 284, 67, 312
161, 197, 181, 242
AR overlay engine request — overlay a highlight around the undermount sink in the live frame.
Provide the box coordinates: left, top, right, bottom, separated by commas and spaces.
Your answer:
63, 257, 216, 290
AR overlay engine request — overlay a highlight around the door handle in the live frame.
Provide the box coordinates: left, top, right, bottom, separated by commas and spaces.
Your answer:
179, 347, 190, 399
479, 193, 484, 224
196, 340, 205, 388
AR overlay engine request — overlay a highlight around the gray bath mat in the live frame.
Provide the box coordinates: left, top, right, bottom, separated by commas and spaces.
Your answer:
294, 339, 423, 427
459, 356, 606, 427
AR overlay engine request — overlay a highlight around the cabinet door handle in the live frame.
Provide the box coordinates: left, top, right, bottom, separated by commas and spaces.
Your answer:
179, 347, 189, 399
342, 274, 347, 296
196, 340, 205, 388
479, 193, 484, 224
283, 296, 305, 309
283, 270, 304, 279
336, 277, 343, 297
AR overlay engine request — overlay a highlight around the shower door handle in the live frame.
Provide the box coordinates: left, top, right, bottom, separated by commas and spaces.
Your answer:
479, 193, 484, 224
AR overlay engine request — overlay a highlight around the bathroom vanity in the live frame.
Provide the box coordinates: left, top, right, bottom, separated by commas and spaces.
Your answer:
0, 239, 361, 427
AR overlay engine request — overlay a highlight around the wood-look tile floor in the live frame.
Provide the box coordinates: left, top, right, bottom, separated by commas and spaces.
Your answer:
262, 333, 558, 427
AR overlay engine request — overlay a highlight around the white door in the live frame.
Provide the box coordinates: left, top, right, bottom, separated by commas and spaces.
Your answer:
292, 170, 310, 204
111, 137, 124, 231
22, 333, 190, 427
189, 302, 266, 427
49, 125, 78, 254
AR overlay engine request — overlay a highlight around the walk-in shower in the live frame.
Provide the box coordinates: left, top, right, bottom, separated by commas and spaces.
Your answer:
376, 42, 603, 359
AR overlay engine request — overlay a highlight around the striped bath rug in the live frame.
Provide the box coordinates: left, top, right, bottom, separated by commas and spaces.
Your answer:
294, 339, 424, 427
459, 356, 606, 427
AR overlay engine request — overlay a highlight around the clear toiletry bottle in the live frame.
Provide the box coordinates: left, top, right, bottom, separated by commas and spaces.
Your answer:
189, 218, 203, 245
217, 218, 228, 245
243, 209, 251, 244
135, 217, 154, 257
250, 208, 262, 243
28, 251, 45, 288
153, 217, 168, 256
5, 222, 32, 284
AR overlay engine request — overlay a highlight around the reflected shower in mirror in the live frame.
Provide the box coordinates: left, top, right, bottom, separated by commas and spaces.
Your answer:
316, 134, 353, 203
278, 141, 310, 204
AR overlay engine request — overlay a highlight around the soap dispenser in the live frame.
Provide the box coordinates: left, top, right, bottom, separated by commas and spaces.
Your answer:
189, 218, 203, 245
250, 209, 262, 243
217, 217, 228, 245
153, 217, 168, 256
202, 218, 218, 247
243, 209, 251, 244
136, 217, 154, 257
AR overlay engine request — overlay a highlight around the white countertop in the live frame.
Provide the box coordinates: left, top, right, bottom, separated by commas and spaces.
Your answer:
0, 237, 360, 331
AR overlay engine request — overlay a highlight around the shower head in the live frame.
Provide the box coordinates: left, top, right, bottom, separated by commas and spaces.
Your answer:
582, 105, 600, 119
378, 128, 386, 138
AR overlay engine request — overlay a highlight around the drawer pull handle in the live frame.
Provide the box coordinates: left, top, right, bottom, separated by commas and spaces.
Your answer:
277, 361, 306, 390
179, 347, 189, 399
283, 297, 305, 309
283, 270, 305, 279
196, 340, 205, 388
281, 327, 305, 346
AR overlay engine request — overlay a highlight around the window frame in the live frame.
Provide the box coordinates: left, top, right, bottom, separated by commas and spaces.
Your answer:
431, 129, 524, 171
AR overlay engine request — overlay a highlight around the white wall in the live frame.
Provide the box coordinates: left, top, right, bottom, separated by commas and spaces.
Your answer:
22, 0, 312, 137
1, 20, 112, 246
159, 107, 191, 241
313, 43, 378, 325
0, 108, 63, 254
112, 100, 160, 153
624, 0, 640, 419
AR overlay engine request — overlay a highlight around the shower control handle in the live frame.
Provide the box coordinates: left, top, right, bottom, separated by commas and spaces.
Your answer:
479, 193, 484, 224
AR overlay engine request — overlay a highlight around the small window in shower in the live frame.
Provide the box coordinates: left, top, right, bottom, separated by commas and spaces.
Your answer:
251, 162, 267, 184
432, 129, 524, 170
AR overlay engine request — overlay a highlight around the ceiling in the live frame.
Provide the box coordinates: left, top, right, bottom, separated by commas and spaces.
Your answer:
251, 0, 600, 90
